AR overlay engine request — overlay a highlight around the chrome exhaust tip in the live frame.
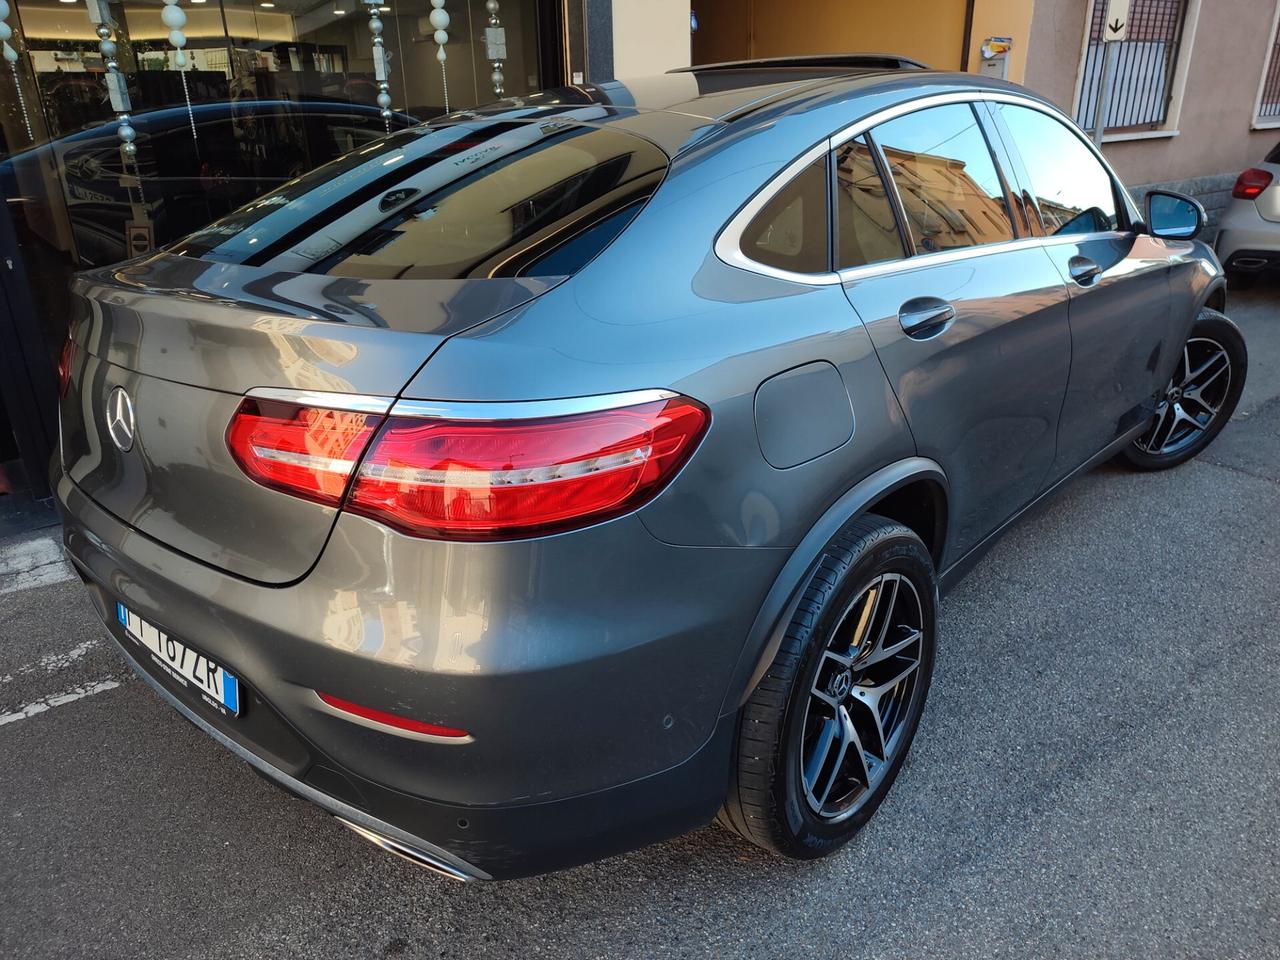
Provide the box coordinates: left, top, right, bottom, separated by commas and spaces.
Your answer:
336, 817, 479, 882
1232, 257, 1269, 270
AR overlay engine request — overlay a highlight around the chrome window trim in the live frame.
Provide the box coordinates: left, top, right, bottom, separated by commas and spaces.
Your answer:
837, 230, 1133, 285
391, 388, 680, 421
715, 89, 1143, 287
245, 387, 395, 415
713, 140, 844, 287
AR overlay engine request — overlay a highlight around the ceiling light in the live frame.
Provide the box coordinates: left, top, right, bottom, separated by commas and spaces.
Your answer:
260, 1, 275, 6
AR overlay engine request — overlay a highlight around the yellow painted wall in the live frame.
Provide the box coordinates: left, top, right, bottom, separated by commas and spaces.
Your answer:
689, 0, 1035, 83
692, 0, 967, 70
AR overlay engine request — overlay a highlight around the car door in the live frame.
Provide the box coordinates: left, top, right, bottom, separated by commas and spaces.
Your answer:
837, 102, 1073, 562
983, 101, 1175, 482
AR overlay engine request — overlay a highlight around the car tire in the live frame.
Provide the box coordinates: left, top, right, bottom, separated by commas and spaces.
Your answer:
1118, 308, 1247, 472
718, 515, 937, 860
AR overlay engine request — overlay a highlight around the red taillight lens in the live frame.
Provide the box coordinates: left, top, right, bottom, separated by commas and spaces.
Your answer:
316, 691, 469, 739
225, 398, 383, 506
346, 396, 709, 540
56, 337, 74, 397
1233, 167, 1274, 200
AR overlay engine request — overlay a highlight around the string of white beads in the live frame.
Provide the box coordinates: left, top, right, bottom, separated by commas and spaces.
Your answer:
0, 0, 32, 141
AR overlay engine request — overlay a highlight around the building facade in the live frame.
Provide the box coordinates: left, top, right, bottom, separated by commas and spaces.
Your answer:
2, 0, 1275, 507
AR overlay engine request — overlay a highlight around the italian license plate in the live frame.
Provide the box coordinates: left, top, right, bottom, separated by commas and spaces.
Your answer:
116, 602, 241, 717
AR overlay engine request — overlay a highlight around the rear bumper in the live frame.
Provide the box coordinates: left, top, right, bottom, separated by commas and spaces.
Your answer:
55, 468, 784, 879
1214, 200, 1280, 270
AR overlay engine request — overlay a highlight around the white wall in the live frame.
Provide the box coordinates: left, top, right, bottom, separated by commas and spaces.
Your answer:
612, 0, 690, 77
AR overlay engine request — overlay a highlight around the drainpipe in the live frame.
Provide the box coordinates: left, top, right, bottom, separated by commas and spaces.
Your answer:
960, 0, 976, 72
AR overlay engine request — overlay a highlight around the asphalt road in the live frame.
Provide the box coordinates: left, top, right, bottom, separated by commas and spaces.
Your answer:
3, 288, 1279, 960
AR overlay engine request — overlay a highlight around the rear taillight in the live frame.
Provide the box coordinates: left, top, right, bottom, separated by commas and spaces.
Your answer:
1233, 167, 1274, 200
225, 398, 383, 506
56, 337, 74, 397
347, 396, 709, 540
227, 394, 709, 540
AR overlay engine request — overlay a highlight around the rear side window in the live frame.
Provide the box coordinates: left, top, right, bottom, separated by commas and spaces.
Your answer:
740, 155, 830, 274
872, 103, 1015, 255
177, 121, 669, 280
833, 136, 905, 269
990, 103, 1119, 236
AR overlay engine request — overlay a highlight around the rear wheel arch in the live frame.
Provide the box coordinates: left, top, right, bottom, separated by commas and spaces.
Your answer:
718, 458, 949, 716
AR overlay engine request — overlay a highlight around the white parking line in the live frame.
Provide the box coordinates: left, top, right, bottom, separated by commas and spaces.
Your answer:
0, 679, 121, 727
0, 535, 75, 596
0, 639, 100, 684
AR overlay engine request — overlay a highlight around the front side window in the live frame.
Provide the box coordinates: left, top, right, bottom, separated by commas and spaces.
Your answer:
833, 136, 905, 269
740, 155, 830, 274
991, 103, 1120, 236
872, 103, 1015, 256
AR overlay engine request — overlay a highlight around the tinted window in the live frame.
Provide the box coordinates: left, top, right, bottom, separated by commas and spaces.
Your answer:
872, 103, 1015, 255
833, 136, 904, 269
992, 103, 1119, 236
741, 155, 829, 274
177, 120, 668, 280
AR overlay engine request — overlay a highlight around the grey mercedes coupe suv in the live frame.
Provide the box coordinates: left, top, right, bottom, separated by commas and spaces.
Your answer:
54, 56, 1247, 881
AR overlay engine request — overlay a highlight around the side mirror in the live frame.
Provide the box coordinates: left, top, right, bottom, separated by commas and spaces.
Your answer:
1145, 190, 1205, 240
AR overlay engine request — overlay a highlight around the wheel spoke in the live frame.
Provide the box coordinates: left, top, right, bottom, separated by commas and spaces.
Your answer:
1183, 349, 1229, 390
816, 705, 869, 803
862, 627, 922, 668
1180, 388, 1218, 421
803, 716, 840, 800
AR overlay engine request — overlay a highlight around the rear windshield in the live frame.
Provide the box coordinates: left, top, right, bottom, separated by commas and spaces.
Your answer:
175, 118, 669, 280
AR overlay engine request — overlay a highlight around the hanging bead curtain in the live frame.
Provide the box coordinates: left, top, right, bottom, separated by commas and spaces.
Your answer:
429, 0, 449, 112
85, 0, 136, 161
364, 0, 391, 131
160, 0, 197, 143
484, 0, 504, 97
0, 0, 33, 142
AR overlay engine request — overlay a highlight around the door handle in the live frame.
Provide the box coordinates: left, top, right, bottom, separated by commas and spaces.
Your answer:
898, 297, 956, 339
1068, 255, 1103, 285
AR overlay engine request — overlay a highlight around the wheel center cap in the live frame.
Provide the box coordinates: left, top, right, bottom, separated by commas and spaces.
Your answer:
1168, 386, 1184, 402
829, 669, 853, 701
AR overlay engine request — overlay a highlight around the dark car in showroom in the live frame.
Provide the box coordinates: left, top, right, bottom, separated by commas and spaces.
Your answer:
53, 57, 1246, 880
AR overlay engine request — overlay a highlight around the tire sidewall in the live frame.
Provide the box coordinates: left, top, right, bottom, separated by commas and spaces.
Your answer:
777, 532, 937, 857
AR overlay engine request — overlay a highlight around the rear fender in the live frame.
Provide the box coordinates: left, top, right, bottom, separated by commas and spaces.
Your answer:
718, 457, 948, 714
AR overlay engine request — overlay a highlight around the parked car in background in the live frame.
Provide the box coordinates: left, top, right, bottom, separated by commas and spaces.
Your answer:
1216, 146, 1280, 286
54, 59, 1246, 881
1, 99, 418, 268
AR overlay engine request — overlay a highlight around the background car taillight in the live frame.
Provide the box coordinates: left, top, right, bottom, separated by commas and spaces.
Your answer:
1232, 167, 1274, 200
226, 398, 383, 506
345, 396, 709, 540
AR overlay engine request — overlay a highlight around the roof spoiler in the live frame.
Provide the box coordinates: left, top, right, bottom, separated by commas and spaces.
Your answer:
670, 54, 929, 74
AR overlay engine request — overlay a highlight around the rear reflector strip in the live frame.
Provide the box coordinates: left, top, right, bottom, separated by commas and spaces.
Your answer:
316, 691, 470, 740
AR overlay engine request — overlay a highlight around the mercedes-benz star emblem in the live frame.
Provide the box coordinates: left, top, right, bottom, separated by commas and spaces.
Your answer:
106, 386, 136, 453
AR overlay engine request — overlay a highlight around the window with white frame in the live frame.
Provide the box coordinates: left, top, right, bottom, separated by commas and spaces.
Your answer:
1254, 2, 1280, 124
1074, 0, 1192, 133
